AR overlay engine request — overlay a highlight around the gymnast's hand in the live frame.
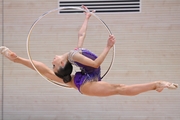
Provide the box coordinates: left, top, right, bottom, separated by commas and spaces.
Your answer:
107, 35, 115, 48
81, 5, 95, 19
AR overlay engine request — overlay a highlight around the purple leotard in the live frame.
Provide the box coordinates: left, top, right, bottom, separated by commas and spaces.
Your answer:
68, 48, 101, 92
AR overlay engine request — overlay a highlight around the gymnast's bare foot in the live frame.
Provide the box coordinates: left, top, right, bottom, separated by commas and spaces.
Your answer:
0, 46, 18, 62
155, 81, 178, 92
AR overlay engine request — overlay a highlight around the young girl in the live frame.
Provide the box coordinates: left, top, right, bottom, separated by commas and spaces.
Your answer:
0, 6, 178, 96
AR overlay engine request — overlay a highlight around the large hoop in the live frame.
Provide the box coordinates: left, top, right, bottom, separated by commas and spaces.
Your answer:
26, 7, 115, 88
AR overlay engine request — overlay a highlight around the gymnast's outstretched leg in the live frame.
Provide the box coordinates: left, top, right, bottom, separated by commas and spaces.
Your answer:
0, 46, 51, 74
80, 80, 178, 97
0, 46, 74, 86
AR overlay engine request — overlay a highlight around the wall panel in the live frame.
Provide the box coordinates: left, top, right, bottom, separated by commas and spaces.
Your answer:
2, 0, 180, 120
0, 0, 3, 119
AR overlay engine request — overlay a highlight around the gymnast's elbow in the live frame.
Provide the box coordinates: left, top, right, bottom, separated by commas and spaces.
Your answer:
92, 62, 100, 69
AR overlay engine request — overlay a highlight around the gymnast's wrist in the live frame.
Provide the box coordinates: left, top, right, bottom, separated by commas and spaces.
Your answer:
105, 46, 111, 51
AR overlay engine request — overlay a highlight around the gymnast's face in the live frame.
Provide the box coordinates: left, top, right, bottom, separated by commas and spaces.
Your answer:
52, 55, 64, 72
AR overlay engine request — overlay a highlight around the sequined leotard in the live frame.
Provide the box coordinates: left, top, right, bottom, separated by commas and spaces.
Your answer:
68, 48, 101, 92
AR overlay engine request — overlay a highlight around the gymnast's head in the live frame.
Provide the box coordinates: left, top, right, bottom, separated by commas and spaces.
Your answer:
52, 55, 73, 83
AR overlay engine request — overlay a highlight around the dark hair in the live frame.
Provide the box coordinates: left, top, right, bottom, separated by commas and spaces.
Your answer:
54, 61, 73, 83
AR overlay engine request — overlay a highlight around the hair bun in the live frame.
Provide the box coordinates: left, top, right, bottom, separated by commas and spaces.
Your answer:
62, 75, 72, 83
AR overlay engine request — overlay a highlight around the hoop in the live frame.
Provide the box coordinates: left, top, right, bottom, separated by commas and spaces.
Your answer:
26, 7, 115, 88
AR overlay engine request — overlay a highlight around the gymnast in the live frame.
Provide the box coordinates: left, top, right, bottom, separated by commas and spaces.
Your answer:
0, 6, 178, 97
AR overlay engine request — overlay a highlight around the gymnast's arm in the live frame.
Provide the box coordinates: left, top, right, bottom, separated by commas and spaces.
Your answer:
73, 35, 115, 68
77, 5, 92, 48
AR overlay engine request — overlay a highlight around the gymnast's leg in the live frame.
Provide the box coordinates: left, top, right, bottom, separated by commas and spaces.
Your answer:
80, 81, 178, 97
0, 46, 71, 85
0, 46, 50, 74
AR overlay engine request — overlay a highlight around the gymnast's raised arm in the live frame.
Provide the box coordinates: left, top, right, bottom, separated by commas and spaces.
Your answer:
77, 5, 93, 48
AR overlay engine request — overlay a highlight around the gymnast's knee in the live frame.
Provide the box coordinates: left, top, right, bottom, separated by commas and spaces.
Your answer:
115, 84, 128, 95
